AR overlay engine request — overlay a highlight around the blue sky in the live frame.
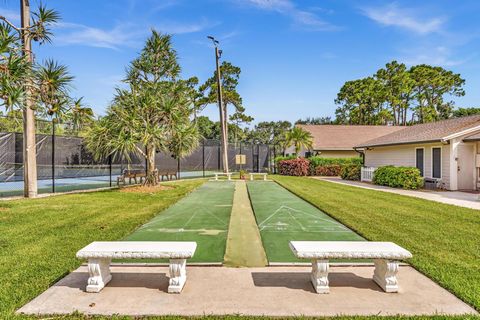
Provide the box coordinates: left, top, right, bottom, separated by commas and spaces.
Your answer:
1, 0, 480, 124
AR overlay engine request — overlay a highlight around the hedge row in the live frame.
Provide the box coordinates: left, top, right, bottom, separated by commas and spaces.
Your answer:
340, 164, 361, 181
315, 164, 342, 176
277, 157, 362, 180
373, 166, 424, 189
277, 158, 310, 176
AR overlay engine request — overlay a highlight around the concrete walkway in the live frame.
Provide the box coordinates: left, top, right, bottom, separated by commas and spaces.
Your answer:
316, 177, 480, 210
18, 265, 476, 317
223, 181, 268, 267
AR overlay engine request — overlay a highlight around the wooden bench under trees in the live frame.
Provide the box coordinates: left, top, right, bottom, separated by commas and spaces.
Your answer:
116, 169, 147, 185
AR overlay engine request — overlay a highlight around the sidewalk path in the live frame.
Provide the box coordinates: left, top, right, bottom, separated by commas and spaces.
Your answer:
316, 177, 480, 210
223, 181, 268, 267
18, 265, 477, 316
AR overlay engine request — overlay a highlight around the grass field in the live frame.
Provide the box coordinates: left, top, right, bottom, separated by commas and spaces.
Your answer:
125, 181, 235, 262
0, 179, 204, 319
247, 181, 364, 262
272, 175, 480, 312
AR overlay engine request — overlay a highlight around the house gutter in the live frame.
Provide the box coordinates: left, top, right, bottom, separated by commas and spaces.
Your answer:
441, 124, 480, 142
353, 147, 366, 165
356, 139, 444, 149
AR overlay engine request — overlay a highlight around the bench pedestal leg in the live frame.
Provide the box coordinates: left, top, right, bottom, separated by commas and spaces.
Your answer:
373, 259, 399, 293
311, 259, 329, 294
250, 175, 253, 181
168, 259, 187, 293
263, 175, 267, 181
86, 258, 112, 293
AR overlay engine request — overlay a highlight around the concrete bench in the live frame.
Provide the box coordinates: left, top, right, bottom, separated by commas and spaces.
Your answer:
213, 172, 232, 181
249, 172, 268, 181
76, 241, 196, 293
289, 241, 412, 294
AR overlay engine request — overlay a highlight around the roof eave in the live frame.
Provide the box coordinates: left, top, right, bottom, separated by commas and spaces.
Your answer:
441, 124, 480, 142
356, 139, 444, 149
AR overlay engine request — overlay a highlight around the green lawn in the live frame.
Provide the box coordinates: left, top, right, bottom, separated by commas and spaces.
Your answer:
272, 175, 480, 312
247, 181, 363, 262
125, 181, 235, 262
0, 179, 204, 319
1, 175, 479, 320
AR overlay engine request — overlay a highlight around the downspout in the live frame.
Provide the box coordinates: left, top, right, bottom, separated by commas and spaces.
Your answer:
353, 147, 366, 166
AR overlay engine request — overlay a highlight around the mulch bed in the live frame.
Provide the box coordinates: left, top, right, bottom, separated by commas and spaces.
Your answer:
120, 184, 174, 193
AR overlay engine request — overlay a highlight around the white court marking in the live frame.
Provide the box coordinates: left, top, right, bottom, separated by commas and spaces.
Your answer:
258, 205, 351, 232
138, 205, 229, 231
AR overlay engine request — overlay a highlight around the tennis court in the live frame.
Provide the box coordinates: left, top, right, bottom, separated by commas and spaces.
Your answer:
0, 170, 214, 197
247, 181, 364, 262
124, 181, 235, 262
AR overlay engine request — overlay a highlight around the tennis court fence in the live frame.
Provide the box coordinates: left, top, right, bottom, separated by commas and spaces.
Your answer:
0, 118, 277, 197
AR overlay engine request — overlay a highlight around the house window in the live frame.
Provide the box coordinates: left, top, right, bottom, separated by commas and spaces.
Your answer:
415, 148, 424, 176
432, 147, 442, 178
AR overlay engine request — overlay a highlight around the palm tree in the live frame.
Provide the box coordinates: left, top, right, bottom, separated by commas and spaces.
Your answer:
0, 2, 60, 197
85, 31, 199, 186
36, 59, 74, 121
285, 127, 313, 156
169, 122, 200, 160
69, 97, 94, 132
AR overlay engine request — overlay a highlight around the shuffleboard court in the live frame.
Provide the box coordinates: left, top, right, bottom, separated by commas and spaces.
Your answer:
247, 181, 364, 262
125, 181, 235, 262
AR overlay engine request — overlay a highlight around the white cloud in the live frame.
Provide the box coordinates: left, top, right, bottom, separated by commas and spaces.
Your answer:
361, 3, 445, 35
53, 22, 143, 49
156, 18, 218, 34
0, 8, 20, 24
243, 0, 338, 31
53, 18, 214, 50
400, 46, 470, 67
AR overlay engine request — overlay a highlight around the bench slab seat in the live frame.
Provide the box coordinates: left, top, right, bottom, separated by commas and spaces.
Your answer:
290, 241, 412, 294
249, 172, 268, 181
76, 241, 196, 294
213, 172, 232, 181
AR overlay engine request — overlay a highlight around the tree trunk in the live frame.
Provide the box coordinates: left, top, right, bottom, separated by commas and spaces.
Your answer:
145, 145, 158, 186
21, 0, 38, 198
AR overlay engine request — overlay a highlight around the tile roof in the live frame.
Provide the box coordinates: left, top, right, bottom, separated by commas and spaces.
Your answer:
356, 115, 480, 148
297, 124, 404, 151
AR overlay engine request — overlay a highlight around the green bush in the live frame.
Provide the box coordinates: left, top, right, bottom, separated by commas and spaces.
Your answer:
278, 158, 310, 176
340, 163, 361, 180
315, 164, 342, 176
274, 155, 297, 163
373, 166, 424, 189
308, 156, 362, 175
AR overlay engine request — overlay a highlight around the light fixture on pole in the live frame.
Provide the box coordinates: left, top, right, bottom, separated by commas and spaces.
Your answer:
207, 35, 229, 173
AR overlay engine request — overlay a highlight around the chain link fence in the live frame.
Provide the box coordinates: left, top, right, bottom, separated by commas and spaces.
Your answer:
0, 116, 277, 197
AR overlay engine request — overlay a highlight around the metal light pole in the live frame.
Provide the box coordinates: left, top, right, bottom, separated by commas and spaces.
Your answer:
208, 36, 229, 173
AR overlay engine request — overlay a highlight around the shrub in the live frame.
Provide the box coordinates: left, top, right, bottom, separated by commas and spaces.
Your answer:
274, 155, 297, 163
308, 156, 362, 175
373, 166, 424, 189
341, 163, 361, 181
315, 164, 342, 176
278, 158, 310, 176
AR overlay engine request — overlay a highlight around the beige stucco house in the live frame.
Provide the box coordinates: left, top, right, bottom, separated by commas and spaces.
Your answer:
355, 115, 480, 191
288, 125, 403, 158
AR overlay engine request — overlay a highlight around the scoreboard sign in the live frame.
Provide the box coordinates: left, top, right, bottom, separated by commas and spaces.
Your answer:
235, 154, 246, 165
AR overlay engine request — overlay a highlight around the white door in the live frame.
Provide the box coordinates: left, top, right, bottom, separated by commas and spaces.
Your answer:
457, 143, 475, 190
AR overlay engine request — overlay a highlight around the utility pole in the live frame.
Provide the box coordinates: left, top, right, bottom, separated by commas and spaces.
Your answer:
208, 36, 229, 173
21, 0, 38, 197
